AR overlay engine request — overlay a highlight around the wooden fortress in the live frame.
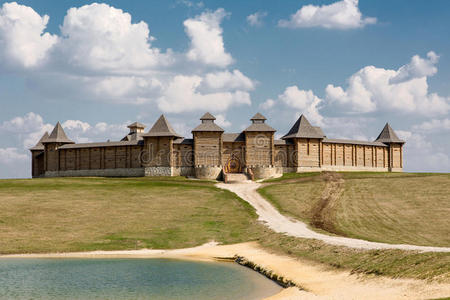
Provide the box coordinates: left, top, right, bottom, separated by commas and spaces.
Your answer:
30, 113, 405, 180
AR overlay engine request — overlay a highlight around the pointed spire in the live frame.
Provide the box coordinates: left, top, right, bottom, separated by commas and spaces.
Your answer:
375, 123, 405, 144
244, 113, 275, 132
282, 114, 323, 139
43, 122, 74, 144
143, 115, 182, 138
193, 112, 224, 132
127, 122, 146, 129
29, 132, 49, 150
200, 112, 216, 120
250, 112, 267, 122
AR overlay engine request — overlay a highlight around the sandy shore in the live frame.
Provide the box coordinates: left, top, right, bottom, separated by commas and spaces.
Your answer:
2, 242, 449, 300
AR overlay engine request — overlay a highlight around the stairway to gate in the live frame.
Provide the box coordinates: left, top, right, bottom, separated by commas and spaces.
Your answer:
224, 173, 250, 183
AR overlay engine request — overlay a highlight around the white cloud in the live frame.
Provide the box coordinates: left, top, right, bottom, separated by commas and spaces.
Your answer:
0, 112, 53, 148
0, 3, 252, 114
278, 0, 376, 30
260, 99, 275, 110
247, 11, 267, 27
202, 69, 255, 92
59, 3, 172, 72
176, 0, 204, 8
390, 51, 439, 84
184, 8, 233, 67
0, 2, 58, 68
215, 114, 231, 128
0, 147, 27, 164
61, 119, 131, 143
157, 75, 251, 113
395, 130, 449, 172
274, 85, 324, 125
412, 118, 450, 132
325, 52, 450, 116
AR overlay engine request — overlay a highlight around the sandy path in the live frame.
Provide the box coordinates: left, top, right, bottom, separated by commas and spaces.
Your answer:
3, 242, 449, 300
216, 181, 450, 252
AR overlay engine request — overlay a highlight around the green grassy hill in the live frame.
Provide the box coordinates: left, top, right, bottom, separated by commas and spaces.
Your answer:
0, 174, 449, 281
258, 172, 450, 247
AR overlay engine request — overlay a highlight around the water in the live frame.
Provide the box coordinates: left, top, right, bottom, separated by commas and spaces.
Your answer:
0, 258, 282, 300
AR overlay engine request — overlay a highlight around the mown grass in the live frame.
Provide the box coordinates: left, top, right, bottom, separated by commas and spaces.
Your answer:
259, 172, 450, 247
0, 177, 259, 253
0, 175, 449, 281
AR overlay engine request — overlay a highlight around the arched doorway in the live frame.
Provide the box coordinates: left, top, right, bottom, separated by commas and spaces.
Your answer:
225, 154, 241, 173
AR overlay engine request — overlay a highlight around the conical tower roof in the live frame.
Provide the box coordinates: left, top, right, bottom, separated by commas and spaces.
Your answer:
29, 132, 49, 150
244, 112, 275, 132
143, 115, 182, 138
192, 112, 224, 132
43, 122, 74, 144
282, 114, 323, 139
200, 112, 216, 120
127, 122, 146, 129
375, 123, 405, 144
250, 112, 267, 121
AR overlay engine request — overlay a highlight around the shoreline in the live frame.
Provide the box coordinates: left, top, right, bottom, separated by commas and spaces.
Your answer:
1, 242, 450, 299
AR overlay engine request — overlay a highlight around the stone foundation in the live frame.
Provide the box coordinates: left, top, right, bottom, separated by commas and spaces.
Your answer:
195, 166, 222, 180
321, 165, 390, 172
144, 167, 173, 176
249, 166, 282, 180
172, 166, 195, 177
45, 168, 145, 177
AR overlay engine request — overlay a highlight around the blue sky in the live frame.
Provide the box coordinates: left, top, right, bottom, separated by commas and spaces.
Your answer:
0, 0, 449, 177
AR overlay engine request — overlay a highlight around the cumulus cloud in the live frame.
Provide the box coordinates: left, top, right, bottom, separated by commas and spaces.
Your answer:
0, 2, 58, 68
0, 3, 253, 114
0, 147, 27, 164
390, 51, 439, 84
59, 3, 172, 72
247, 11, 268, 27
202, 69, 255, 92
260, 99, 275, 110
396, 130, 449, 172
0, 3, 252, 113
184, 8, 233, 67
278, 0, 376, 29
412, 118, 450, 132
157, 75, 251, 113
325, 52, 450, 115
215, 114, 231, 128
0, 112, 53, 148
272, 85, 324, 125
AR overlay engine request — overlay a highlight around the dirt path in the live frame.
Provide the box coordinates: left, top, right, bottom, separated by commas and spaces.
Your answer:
216, 181, 450, 252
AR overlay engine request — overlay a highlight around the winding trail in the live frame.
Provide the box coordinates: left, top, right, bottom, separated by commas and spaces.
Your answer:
216, 181, 450, 252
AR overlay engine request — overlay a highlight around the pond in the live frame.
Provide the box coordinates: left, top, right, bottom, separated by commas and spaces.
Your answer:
0, 258, 282, 299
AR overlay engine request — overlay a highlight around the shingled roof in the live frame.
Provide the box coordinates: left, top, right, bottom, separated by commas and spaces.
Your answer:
244, 113, 276, 132
43, 122, 74, 144
29, 132, 49, 151
250, 112, 267, 121
127, 122, 146, 129
375, 123, 405, 144
142, 115, 182, 138
200, 112, 216, 120
192, 112, 224, 132
314, 126, 326, 138
282, 115, 323, 139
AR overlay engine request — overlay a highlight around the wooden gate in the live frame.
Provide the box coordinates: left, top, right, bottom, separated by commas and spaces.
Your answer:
225, 154, 241, 173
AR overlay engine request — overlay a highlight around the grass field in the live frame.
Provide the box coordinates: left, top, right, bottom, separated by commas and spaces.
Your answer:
0, 177, 258, 253
259, 172, 450, 247
0, 175, 449, 281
